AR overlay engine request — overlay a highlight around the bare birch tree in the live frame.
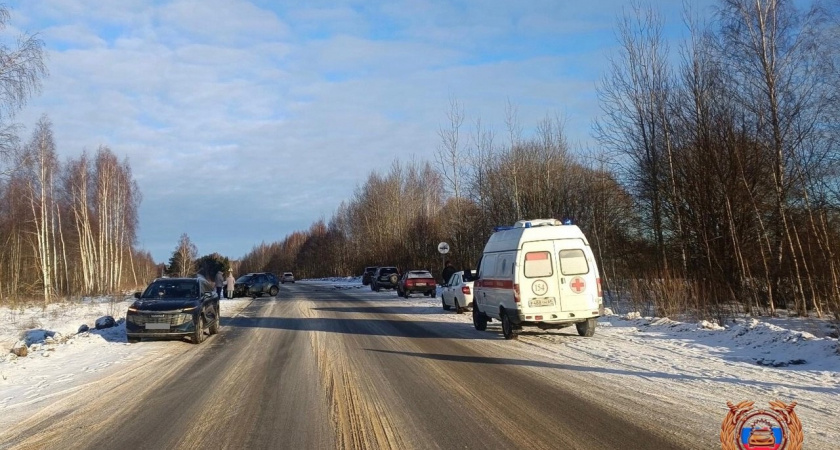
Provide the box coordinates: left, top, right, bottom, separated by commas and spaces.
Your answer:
169, 233, 197, 278
0, 6, 47, 167
595, 3, 677, 276
718, 0, 833, 315
17, 116, 58, 304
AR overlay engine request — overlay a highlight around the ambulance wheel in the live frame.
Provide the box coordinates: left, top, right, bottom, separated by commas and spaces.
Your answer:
472, 304, 487, 331
576, 318, 596, 337
501, 311, 517, 340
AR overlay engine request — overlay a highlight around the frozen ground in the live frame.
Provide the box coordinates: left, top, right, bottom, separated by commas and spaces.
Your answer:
1, 279, 838, 447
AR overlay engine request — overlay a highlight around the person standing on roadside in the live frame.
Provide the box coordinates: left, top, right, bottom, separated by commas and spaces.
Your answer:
441, 260, 456, 285
226, 270, 235, 299
215, 270, 225, 299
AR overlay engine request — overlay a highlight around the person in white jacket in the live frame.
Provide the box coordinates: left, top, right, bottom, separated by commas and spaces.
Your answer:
226, 271, 235, 299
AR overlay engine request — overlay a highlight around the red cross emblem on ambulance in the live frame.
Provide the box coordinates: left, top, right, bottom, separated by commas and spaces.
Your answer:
570, 276, 586, 294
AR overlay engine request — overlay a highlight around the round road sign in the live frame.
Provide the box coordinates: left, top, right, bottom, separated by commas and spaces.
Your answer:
437, 242, 450, 254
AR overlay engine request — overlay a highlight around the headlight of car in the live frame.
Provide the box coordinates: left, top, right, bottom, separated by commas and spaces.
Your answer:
127, 306, 138, 313
181, 306, 197, 313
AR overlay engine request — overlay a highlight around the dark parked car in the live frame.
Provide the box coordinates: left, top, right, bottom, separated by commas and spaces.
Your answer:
362, 266, 378, 286
234, 272, 280, 298
126, 276, 220, 344
397, 270, 437, 298
370, 266, 400, 291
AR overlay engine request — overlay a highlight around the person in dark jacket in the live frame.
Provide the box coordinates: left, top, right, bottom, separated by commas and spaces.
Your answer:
215, 270, 225, 299
441, 260, 456, 285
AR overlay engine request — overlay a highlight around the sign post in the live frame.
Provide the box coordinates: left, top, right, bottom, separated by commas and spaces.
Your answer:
437, 242, 450, 278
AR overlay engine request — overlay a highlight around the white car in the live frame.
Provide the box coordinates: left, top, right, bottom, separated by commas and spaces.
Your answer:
281, 272, 295, 283
440, 271, 474, 313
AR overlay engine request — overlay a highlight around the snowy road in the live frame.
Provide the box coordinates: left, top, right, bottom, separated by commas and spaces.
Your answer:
1, 281, 837, 449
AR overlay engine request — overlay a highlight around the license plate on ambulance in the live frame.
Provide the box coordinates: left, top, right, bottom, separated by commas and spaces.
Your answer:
529, 297, 555, 308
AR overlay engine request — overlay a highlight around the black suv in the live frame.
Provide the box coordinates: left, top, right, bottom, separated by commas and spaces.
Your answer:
370, 266, 400, 291
234, 272, 280, 298
126, 276, 220, 344
362, 266, 378, 286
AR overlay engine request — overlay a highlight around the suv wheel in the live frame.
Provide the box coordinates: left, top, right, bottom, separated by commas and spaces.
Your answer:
193, 315, 206, 344
269, 286, 279, 296
209, 305, 220, 335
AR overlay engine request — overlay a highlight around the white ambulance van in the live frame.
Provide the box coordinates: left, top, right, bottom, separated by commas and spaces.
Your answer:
472, 219, 603, 339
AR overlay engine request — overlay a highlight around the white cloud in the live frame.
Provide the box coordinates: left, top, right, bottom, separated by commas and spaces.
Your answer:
7, 0, 717, 261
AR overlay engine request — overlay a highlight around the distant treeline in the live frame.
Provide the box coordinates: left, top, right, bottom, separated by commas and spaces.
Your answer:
240, 0, 840, 321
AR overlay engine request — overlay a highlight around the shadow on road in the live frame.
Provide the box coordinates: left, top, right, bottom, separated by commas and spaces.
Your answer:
312, 306, 441, 315
367, 348, 570, 369
224, 316, 495, 340
366, 349, 839, 394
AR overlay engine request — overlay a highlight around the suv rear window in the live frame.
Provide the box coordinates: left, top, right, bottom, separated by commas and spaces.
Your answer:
379, 267, 398, 275
559, 249, 589, 275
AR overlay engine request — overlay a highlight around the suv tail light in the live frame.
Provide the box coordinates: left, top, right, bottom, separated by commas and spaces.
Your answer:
461, 285, 471, 295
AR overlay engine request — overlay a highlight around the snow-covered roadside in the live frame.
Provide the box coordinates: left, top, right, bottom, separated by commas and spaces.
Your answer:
0, 296, 253, 421
304, 277, 840, 447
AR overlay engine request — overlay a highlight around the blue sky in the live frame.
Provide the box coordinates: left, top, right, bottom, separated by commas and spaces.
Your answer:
8, 0, 715, 262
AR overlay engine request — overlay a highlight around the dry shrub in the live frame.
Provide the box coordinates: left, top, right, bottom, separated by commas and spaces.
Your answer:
609, 275, 738, 324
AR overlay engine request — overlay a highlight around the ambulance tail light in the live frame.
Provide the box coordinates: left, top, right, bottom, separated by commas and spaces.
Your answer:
596, 277, 603, 299
514, 283, 520, 303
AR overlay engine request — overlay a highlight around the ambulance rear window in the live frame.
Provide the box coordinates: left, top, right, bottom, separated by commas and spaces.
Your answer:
524, 251, 553, 278
559, 249, 588, 275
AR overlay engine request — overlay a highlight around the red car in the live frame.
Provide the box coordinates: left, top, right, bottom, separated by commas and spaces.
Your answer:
397, 270, 437, 298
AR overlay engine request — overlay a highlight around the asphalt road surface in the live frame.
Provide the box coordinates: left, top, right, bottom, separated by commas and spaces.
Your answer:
1, 284, 713, 449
